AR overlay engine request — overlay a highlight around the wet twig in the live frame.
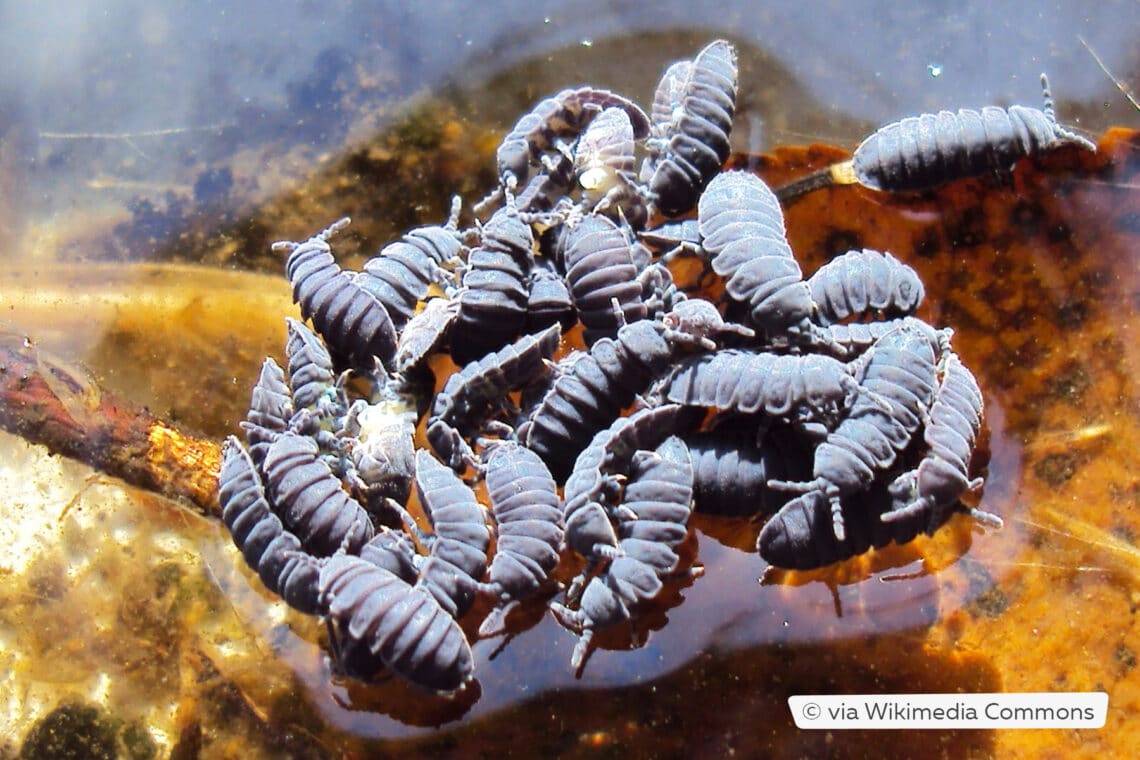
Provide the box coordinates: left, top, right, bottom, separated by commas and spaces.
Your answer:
0, 333, 221, 518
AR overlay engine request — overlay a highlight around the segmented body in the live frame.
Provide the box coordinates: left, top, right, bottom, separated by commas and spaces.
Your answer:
557, 435, 700, 670
558, 214, 650, 344
478, 442, 563, 633
262, 431, 375, 556
240, 357, 293, 466
884, 352, 998, 532
404, 450, 491, 619
852, 74, 1096, 192
812, 319, 912, 359
342, 398, 417, 514
645, 39, 737, 216
657, 349, 862, 427
520, 318, 697, 481
561, 404, 703, 562
318, 554, 473, 691
525, 260, 576, 332
768, 320, 943, 541
450, 207, 535, 365
614, 436, 695, 573
276, 219, 398, 370
756, 485, 932, 569
720, 231, 816, 339
575, 107, 641, 220
807, 248, 925, 326
648, 59, 694, 138
686, 428, 811, 517
428, 324, 562, 469
359, 526, 421, 584
356, 219, 464, 329
228, 39, 1004, 683
697, 170, 785, 258
696, 171, 817, 339
550, 553, 662, 670
285, 318, 341, 414
217, 437, 322, 614
497, 86, 651, 187
394, 296, 459, 377
519, 301, 740, 485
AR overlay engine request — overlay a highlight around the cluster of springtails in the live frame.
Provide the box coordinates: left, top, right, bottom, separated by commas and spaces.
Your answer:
217, 39, 1092, 694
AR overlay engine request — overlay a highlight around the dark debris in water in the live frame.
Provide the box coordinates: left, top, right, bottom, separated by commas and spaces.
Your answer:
1032, 452, 1083, 487
17, 699, 147, 760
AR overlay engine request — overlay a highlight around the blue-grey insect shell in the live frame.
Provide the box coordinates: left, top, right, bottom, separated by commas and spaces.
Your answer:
240, 357, 293, 466
482, 442, 564, 602
647, 39, 738, 216
217, 437, 322, 614
318, 554, 474, 692
807, 248, 925, 326
408, 449, 491, 618
852, 75, 1096, 193
262, 431, 375, 556
278, 219, 399, 370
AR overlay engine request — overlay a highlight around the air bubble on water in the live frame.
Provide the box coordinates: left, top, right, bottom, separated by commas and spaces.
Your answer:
581, 38, 593, 47
928, 63, 943, 78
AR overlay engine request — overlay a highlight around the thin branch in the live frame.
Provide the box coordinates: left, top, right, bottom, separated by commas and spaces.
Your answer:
0, 332, 221, 518
1079, 35, 1140, 112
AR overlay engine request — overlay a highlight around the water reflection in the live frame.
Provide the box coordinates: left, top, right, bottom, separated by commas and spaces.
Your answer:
314, 629, 1003, 757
